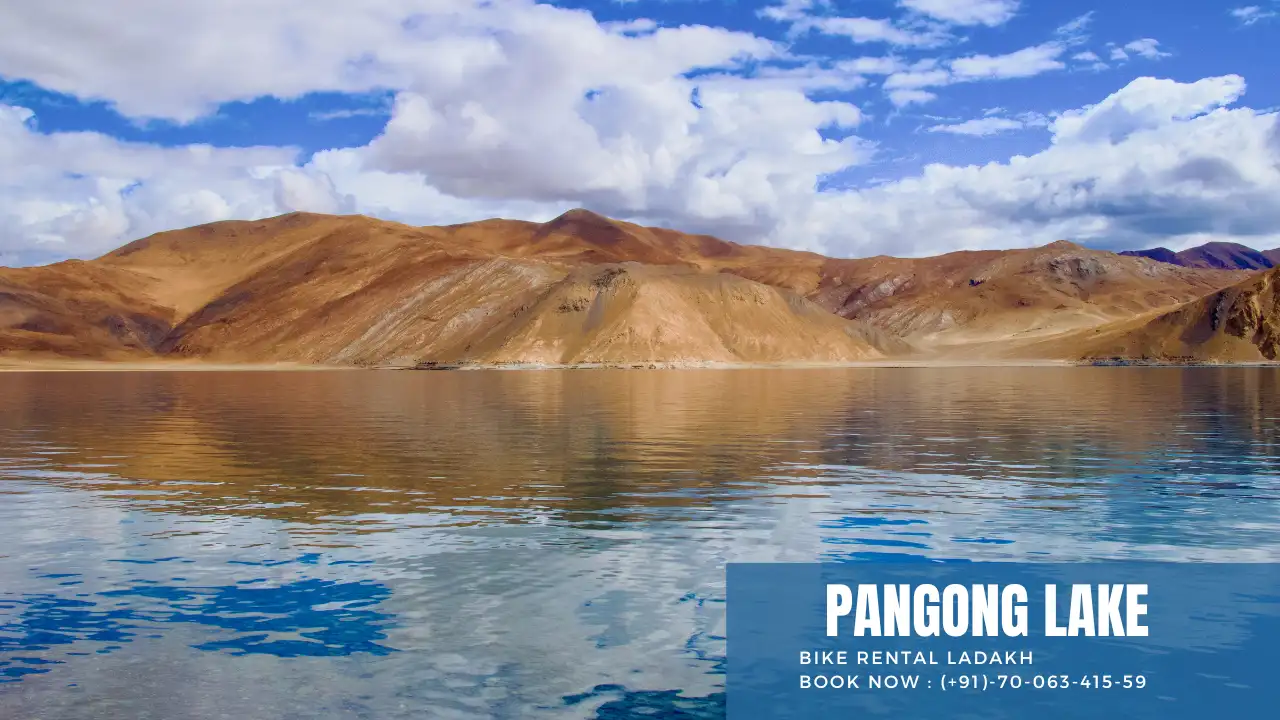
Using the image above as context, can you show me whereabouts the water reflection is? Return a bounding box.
[1,575,393,682]
[0,368,1278,717]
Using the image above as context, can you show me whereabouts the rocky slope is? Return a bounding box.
[722,241,1246,354]
[9,212,891,366]
[0,210,1260,365]
[1079,266,1280,362]
[0,261,175,359]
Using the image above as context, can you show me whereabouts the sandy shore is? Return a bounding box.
[2,357,1274,372]
[0,358,352,372]
[396,358,1077,370]
[1,357,1076,372]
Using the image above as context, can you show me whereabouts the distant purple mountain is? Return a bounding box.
[1120,242,1274,271]
[1120,247,1180,264]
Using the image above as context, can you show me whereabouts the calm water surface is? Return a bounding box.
[1,368,1279,718]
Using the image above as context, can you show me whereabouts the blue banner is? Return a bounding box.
[726,563,1280,719]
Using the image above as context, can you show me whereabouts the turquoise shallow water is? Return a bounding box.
[1,368,1278,718]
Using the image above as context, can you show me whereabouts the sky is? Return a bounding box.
[1,0,1279,266]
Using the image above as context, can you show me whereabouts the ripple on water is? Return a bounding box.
[0,367,1277,717]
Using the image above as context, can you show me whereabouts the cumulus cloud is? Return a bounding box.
[0,0,774,123]
[0,106,300,262]
[0,0,858,257]
[799,74,1280,256]
[0,2,1278,265]
[0,104,568,264]
[1051,76,1248,143]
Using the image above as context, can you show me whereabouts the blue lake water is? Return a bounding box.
[1,368,1278,718]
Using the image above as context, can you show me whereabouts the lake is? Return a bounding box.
[1,368,1278,718]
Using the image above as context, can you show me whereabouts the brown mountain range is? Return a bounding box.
[0,209,1269,366]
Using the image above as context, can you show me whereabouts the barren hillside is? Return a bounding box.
[1079,267,1280,362]
[0,210,1259,366]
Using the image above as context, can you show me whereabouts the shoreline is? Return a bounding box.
[0,359,353,372]
[2,357,1277,372]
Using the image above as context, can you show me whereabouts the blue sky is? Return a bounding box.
[2,0,1279,265]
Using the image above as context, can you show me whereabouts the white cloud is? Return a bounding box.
[695,64,869,94]
[793,16,949,47]
[1071,50,1108,72]
[796,74,1280,257]
[5,75,1280,263]
[950,42,1066,79]
[760,0,951,47]
[2,0,874,260]
[602,17,658,35]
[1109,39,1171,63]
[898,0,1019,27]
[1231,6,1278,25]
[836,56,906,75]
[0,1,776,123]
[1055,12,1094,40]
[1122,38,1172,60]
[0,102,581,265]
[927,111,1048,137]
[0,4,1278,265]
[888,89,938,107]
[928,117,1024,136]
[1050,76,1247,143]
[884,67,952,90]
[309,107,390,122]
[0,105,341,262]
[879,42,1066,104]
[0,0,866,260]
[758,0,820,22]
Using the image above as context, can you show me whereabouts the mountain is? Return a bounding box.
[0,260,175,359]
[1081,266,1280,362]
[724,240,1246,355]
[1118,247,1180,264]
[1264,249,1280,265]
[1120,242,1274,271]
[10,211,889,366]
[0,210,1258,366]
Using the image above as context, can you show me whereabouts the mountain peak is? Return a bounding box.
[544,208,617,227]
[1041,240,1085,251]
[533,208,633,249]
[1120,247,1179,264]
